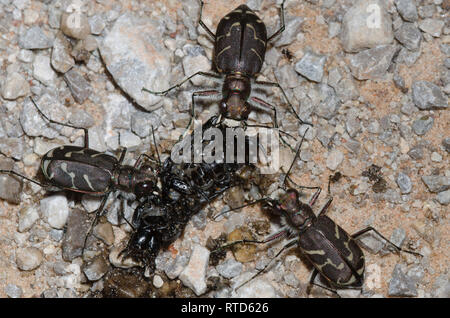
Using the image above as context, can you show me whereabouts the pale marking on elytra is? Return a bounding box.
[64,152,72,158]
[316,258,345,272]
[217,21,241,42]
[335,223,340,240]
[61,162,76,188]
[46,148,55,158]
[250,48,263,64]
[42,160,51,177]
[83,174,96,191]
[256,19,263,23]
[232,9,243,14]
[344,240,353,262]
[246,23,266,46]
[337,274,357,286]
[91,153,105,158]
[245,10,257,16]
[357,264,365,275]
[216,45,232,60]
[304,249,326,255]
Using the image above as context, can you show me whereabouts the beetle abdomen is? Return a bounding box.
[214,5,267,75]
[43,159,112,193]
[299,219,364,288]
[41,146,116,193]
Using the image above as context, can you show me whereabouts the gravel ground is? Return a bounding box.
[0,0,448,298]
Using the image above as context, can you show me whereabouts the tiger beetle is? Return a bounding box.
[0,97,159,251]
[215,131,422,296]
[143,0,311,147]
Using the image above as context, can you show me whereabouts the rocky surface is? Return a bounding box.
[0,0,448,299]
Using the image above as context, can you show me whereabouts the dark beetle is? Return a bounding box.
[143,0,309,134]
[0,98,157,220]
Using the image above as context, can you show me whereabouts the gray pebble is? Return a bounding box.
[313,84,340,119]
[421,175,450,193]
[18,206,40,233]
[442,137,450,153]
[326,149,344,171]
[88,14,106,35]
[33,55,57,86]
[18,26,53,49]
[395,47,421,66]
[295,51,327,83]
[408,145,424,160]
[412,115,434,136]
[346,115,361,137]
[16,247,43,271]
[275,64,301,89]
[83,256,109,281]
[179,244,210,296]
[62,209,91,261]
[411,81,447,110]
[340,0,393,53]
[396,172,412,194]
[390,228,406,247]
[61,12,91,40]
[395,0,418,22]
[274,16,304,47]
[1,72,30,100]
[63,68,92,104]
[40,194,69,229]
[51,32,75,74]
[431,275,450,298]
[0,159,22,204]
[5,284,23,298]
[419,19,444,37]
[216,259,243,279]
[389,264,418,297]
[358,231,386,254]
[395,22,422,51]
[191,209,207,230]
[349,45,397,80]
[131,111,160,138]
[436,189,450,205]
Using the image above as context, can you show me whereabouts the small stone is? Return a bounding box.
[18,49,34,63]
[349,45,397,80]
[33,55,57,86]
[395,0,418,22]
[431,152,442,162]
[18,206,40,233]
[179,244,210,296]
[83,256,109,281]
[436,190,450,205]
[153,275,164,288]
[396,47,421,66]
[216,259,243,279]
[1,73,30,100]
[235,278,276,298]
[340,0,393,52]
[337,289,362,298]
[51,32,75,74]
[275,16,303,47]
[275,64,301,89]
[346,116,361,137]
[18,26,53,49]
[412,81,447,110]
[407,265,425,283]
[16,247,43,271]
[131,111,160,138]
[164,253,190,279]
[412,116,434,135]
[431,275,450,298]
[442,138,450,153]
[422,175,450,193]
[390,228,406,247]
[89,14,106,35]
[0,160,23,204]
[397,172,412,194]
[93,222,115,245]
[388,264,418,297]
[358,231,386,254]
[5,284,23,298]
[419,19,445,37]
[119,131,141,150]
[312,84,340,119]
[395,22,422,51]
[408,146,424,160]
[191,209,207,230]
[284,273,300,288]
[61,12,91,40]
[227,228,256,263]
[69,109,95,128]
[63,68,92,104]
[62,209,91,261]
[108,247,140,269]
[182,54,210,86]
[40,194,69,229]
[326,149,344,170]
[99,13,171,111]
[295,51,327,82]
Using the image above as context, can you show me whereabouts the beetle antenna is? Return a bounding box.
[151,125,161,166]
[283,127,309,187]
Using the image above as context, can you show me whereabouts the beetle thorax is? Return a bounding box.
[220,75,251,120]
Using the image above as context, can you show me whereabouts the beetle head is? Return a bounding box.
[220,94,250,120]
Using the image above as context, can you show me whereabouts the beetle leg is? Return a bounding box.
[235,238,298,290]
[307,269,340,297]
[30,97,90,148]
[352,227,422,257]
[142,71,222,96]
[0,169,49,189]
[119,196,134,230]
[82,192,111,257]
[253,80,313,126]
[212,197,270,220]
[117,147,128,165]
[267,0,286,42]
[182,89,221,138]
[198,0,216,40]
[316,197,333,217]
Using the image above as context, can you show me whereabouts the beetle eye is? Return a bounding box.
[135,181,153,198]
